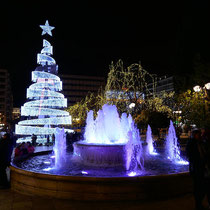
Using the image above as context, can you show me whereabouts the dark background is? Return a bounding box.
[0,1,210,107]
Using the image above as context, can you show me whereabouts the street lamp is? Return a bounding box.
[204,82,210,90]
[193,85,201,92]
[193,82,210,92]
[129,103,135,109]
[193,82,210,128]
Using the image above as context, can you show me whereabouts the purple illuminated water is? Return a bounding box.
[12,106,189,177]
[84,104,138,145]
[13,149,188,177]
[146,125,155,155]
[82,104,143,172]
[165,120,188,164]
[53,127,66,169]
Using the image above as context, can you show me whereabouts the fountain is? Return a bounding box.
[145,124,156,155]
[165,120,188,165]
[10,105,190,200]
[10,21,190,202]
[53,127,66,169]
[74,104,143,172]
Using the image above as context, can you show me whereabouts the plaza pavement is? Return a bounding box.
[0,189,206,210]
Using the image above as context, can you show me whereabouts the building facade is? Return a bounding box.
[156,76,174,94]
[0,69,13,130]
[147,76,174,95]
[59,74,105,106]
[12,107,21,121]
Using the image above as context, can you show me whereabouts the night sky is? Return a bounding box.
[0,1,210,107]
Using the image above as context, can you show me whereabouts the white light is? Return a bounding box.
[175,160,189,165]
[173,111,182,114]
[17,136,47,144]
[39,20,55,36]
[106,90,142,99]
[44,161,51,165]
[81,171,88,175]
[27,88,64,99]
[204,82,210,90]
[129,103,135,109]
[21,106,69,116]
[15,21,72,141]
[29,81,62,91]
[41,46,53,55]
[193,85,201,92]
[18,116,71,125]
[37,54,56,66]
[43,167,53,171]
[150,151,158,156]
[24,98,67,108]
[127,171,137,177]
[43,39,51,47]
[15,124,73,135]
[32,71,60,82]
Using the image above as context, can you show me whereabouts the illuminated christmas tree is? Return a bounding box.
[16,20,72,143]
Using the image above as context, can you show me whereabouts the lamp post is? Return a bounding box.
[128,102,135,115]
[193,85,202,93]
[129,103,136,109]
[193,82,210,93]
[204,82,210,90]
[193,82,210,128]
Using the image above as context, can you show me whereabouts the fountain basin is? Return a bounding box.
[73,141,126,167]
[10,163,192,201]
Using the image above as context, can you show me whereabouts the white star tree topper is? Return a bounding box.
[40,20,55,36]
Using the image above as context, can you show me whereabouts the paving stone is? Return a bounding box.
[0,189,209,210]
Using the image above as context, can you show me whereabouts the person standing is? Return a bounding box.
[201,128,210,209]
[0,133,13,188]
[31,134,37,146]
[52,133,55,145]
[47,135,50,145]
[186,129,206,210]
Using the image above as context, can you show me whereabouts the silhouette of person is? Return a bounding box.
[0,133,13,188]
[186,129,206,210]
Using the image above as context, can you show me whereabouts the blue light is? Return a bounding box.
[40,20,55,36]
[37,54,56,66]
[16,124,73,135]
[44,161,51,165]
[41,39,53,55]
[32,71,60,82]
[106,90,142,100]
[43,167,53,171]
[127,171,137,177]
[29,81,62,91]
[81,171,88,175]
[175,160,189,165]
[18,116,71,125]
[24,98,67,108]
[27,88,64,99]
[21,106,69,116]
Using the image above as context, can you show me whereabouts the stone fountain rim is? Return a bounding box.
[10,151,191,200]
[11,149,189,181]
[75,140,126,147]
[10,164,189,180]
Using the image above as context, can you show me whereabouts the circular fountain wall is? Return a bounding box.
[10,151,192,201]
[10,105,191,200]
